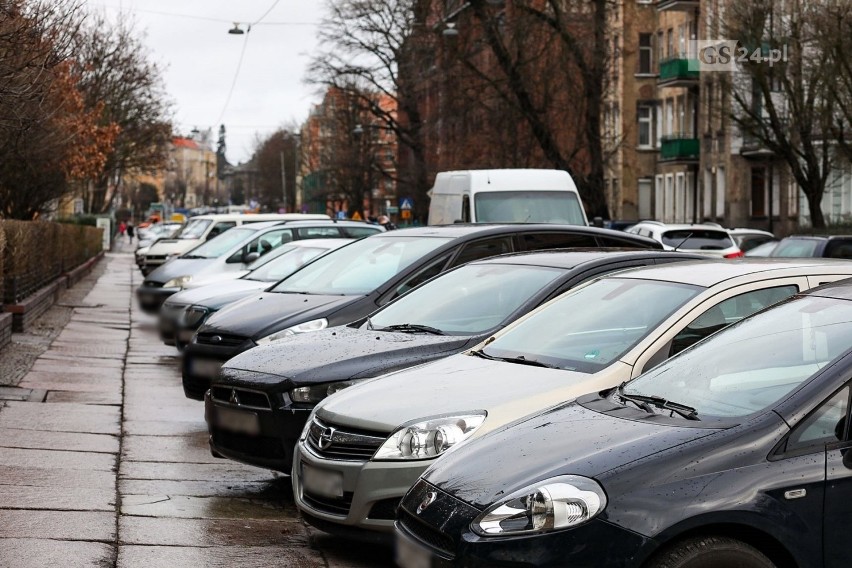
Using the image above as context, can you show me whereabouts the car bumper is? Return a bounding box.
[136,286,180,314]
[395,481,654,568]
[204,390,312,473]
[292,440,426,536]
[181,340,255,400]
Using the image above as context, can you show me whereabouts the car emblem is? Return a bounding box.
[229,389,240,405]
[417,491,437,514]
[211,335,222,343]
[318,427,336,450]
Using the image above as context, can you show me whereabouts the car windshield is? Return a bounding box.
[269,236,454,295]
[661,230,734,250]
[177,219,212,239]
[182,228,255,259]
[771,239,821,258]
[474,191,586,225]
[623,295,852,418]
[246,246,330,282]
[481,278,701,373]
[369,263,565,334]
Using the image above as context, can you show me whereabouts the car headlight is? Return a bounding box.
[289,380,359,404]
[373,413,486,461]
[256,318,329,345]
[164,275,192,288]
[471,475,607,536]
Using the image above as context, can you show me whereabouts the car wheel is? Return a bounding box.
[648,536,776,568]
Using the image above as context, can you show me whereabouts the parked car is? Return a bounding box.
[159,239,352,347]
[770,235,852,259]
[139,212,330,274]
[137,220,383,314]
[181,224,662,400]
[744,240,779,257]
[206,250,706,473]
[291,260,852,539]
[626,221,743,258]
[396,280,852,568]
[135,222,183,270]
[728,227,776,253]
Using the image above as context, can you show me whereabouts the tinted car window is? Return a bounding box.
[521,233,597,251]
[185,227,255,258]
[451,237,513,267]
[661,230,734,250]
[343,227,383,238]
[245,246,330,282]
[474,191,586,225]
[825,239,852,259]
[737,235,775,252]
[786,387,849,453]
[226,229,294,263]
[771,238,821,258]
[296,227,342,238]
[387,255,451,301]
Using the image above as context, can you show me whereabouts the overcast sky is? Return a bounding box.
[84,0,326,164]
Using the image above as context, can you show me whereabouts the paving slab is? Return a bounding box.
[45,390,123,405]
[118,515,308,547]
[120,461,269,483]
[122,434,222,464]
[0,465,114,490]
[119,478,285,499]
[0,539,113,568]
[0,428,119,453]
[0,447,115,472]
[31,355,125,370]
[123,420,206,437]
[0,484,114,511]
[117,544,325,567]
[0,510,115,541]
[0,401,120,435]
[121,493,292,520]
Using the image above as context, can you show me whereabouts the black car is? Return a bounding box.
[182,224,661,400]
[205,249,703,473]
[771,234,852,259]
[396,280,852,568]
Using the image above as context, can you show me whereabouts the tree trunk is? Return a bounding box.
[806,190,826,229]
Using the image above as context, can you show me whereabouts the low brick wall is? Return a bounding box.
[3,277,66,332]
[65,251,104,288]
[0,313,11,350]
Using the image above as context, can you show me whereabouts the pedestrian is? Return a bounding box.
[126,223,135,242]
[118,221,127,238]
[377,215,397,231]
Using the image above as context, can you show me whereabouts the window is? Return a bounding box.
[670,285,798,356]
[751,167,767,217]
[825,240,852,259]
[638,104,653,147]
[227,229,294,263]
[451,237,513,267]
[521,233,597,251]
[667,28,674,58]
[657,31,665,70]
[638,34,653,74]
[206,221,236,240]
[343,226,383,238]
[638,179,652,219]
[296,227,341,238]
[385,254,451,302]
[785,387,849,454]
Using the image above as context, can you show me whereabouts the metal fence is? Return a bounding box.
[0,221,103,304]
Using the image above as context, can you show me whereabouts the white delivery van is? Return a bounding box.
[427,169,587,226]
[140,213,328,274]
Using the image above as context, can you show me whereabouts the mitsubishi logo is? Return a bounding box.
[318,426,336,450]
[229,389,240,405]
[417,491,437,514]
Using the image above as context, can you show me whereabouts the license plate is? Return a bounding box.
[396,531,433,568]
[301,462,343,498]
[212,405,259,436]
[192,358,222,378]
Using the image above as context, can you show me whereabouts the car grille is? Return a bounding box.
[146,255,168,262]
[195,332,247,347]
[210,386,272,410]
[142,280,164,288]
[398,509,455,558]
[211,428,285,459]
[368,497,401,520]
[305,417,386,461]
[302,490,354,517]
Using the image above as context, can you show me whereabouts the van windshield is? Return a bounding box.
[474,191,586,225]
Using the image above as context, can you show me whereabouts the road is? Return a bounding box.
[0,244,394,567]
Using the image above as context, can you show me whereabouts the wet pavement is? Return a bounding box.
[0,244,394,567]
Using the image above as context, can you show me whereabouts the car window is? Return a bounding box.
[343,226,383,238]
[185,227,255,258]
[177,219,212,239]
[771,239,821,258]
[670,285,798,355]
[206,221,237,240]
[661,230,734,250]
[246,246,330,282]
[226,229,294,263]
[785,387,849,453]
[474,191,586,225]
[597,235,656,249]
[451,237,513,267]
[384,254,451,303]
[296,227,342,238]
[521,233,598,251]
[737,235,775,252]
[825,240,852,259]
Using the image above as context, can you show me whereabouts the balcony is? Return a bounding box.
[658,57,699,88]
[660,135,700,163]
[656,0,699,11]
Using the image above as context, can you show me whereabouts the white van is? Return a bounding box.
[140,213,328,274]
[427,169,587,226]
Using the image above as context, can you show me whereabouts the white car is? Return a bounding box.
[728,227,776,254]
[292,259,852,537]
[626,221,742,258]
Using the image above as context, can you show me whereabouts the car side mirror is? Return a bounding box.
[244,251,260,264]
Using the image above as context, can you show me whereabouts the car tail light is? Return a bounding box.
[724,250,745,259]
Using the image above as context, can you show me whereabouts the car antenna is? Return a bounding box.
[672,232,693,252]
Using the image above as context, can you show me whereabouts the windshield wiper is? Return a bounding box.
[377,323,445,335]
[469,348,500,361]
[180,254,206,259]
[617,385,699,420]
[493,355,560,369]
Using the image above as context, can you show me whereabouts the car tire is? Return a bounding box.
[648,536,776,568]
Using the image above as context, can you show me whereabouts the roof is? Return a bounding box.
[377,224,657,241]
[614,258,852,287]
[636,222,730,233]
[471,249,704,270]
[172,137,200,150]
[783,235,852,240]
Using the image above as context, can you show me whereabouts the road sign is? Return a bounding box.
[400,198,414,210]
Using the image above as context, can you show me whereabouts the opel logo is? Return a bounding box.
[229,389,240,405]
[211,335,223,343]
[417,491,437,514]
[318,427,336,450]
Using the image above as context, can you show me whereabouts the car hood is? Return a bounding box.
[222,325,475,384]
[314,353,631,434]
[164,280,270,309]
[146,258,217,284]
[200,292,363,339]
[184,272,250,289]
[423,400,720,509]
[145,239,198,255]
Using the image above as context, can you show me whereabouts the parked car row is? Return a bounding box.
[134,217,852,567]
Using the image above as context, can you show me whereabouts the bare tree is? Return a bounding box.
[254,128,300,212]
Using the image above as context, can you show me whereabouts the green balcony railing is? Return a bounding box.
[659,58,699,82]
[661,135,700,160]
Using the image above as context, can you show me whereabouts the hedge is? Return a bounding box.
[0,220,103,304]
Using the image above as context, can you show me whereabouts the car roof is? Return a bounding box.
[371,223,655,241]
[782,234,852,241]
[613,258,852,287]
[641,223,730,233]
[728,228,775,236]
[282,238,353,249]
[273,219,384,228]
[469,249,704,269]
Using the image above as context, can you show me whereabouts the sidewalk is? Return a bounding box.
[0,244,392,567]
